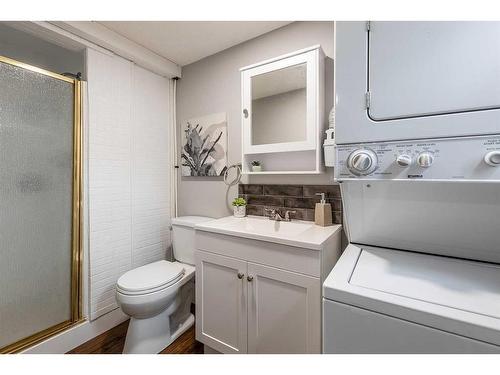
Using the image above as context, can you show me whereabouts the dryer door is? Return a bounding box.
[335,21,500,144]
[369,22,500,121]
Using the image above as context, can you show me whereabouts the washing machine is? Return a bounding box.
[323,21,500,353]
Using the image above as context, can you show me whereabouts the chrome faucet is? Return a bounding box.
[265,208,283,221]
[264,208,296,222]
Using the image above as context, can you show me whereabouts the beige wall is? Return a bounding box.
[176,21,335,218]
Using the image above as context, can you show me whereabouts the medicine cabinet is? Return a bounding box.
[240,45,325,174]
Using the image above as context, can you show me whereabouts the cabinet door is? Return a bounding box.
[195,251,247,354]
[241,48,319,155]
[247,262,321,353]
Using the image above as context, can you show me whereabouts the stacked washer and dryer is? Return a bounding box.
[323,22,500,353]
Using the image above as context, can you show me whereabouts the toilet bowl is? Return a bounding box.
[115,216,213,354]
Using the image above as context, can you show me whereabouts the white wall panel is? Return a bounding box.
[87,48,172,320]
[131,65,171,268]
[87,48,133,320]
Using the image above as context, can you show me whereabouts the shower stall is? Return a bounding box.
[0,55,83,353]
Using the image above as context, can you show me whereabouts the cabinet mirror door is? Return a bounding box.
[242,48,319,154]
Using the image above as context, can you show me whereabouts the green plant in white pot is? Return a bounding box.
[251,160,262,172]
[232,197,247,218]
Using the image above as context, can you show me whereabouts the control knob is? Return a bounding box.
[396,154,412,167]
[417,152,434,168]
[346,148,378,176]
[484,151,500,166]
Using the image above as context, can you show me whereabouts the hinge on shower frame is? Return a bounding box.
[366,21,371,31]
[365,91,371,109]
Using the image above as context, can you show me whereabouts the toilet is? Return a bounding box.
[116,216,213,354]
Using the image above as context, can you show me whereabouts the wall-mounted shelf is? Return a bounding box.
[242,171,323,175]
[240,45,325,175]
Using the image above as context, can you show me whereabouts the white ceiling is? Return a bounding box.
[98,21,292,66]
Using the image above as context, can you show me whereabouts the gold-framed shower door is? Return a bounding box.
[0,55,84,354]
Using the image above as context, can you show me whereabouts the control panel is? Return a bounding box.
[335,135,500,181]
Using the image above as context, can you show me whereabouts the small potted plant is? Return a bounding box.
[251,160,262,172]
[232,197,247,218]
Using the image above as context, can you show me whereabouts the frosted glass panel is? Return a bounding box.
[0,60,74,348]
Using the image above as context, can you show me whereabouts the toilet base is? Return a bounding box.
[171,313,195,345]
[123,311,195,354]
[122,279,195,354]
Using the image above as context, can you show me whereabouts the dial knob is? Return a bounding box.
[417,152,434,168]
[347,148,378,176]
[396,154,412,167]
[484,151,500,166]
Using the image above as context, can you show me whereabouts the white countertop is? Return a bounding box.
[195,215,342,250]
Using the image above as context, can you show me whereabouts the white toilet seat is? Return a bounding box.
[117,260,185,296]
[117,273,184,296]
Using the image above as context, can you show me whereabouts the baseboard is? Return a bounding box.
[21,308,128,354]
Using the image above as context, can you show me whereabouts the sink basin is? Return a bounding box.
[223,216,314,236]
[195,215,342,250]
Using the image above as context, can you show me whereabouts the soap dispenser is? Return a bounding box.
[314,193,333,227]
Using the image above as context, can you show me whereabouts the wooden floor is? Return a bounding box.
[67,320,204,354]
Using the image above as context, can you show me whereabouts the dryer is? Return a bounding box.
[323,21,500,353]
[335,21,500,144]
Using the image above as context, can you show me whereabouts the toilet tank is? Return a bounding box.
[171,216,213,265]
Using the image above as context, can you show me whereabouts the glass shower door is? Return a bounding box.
[0,56,82,352]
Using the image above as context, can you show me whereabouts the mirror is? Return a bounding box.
[251,63,307,146]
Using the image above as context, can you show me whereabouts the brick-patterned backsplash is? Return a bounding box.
[238,184,343,223]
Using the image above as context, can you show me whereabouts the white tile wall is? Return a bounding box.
[131,66,171,269]
[86,49,172,320]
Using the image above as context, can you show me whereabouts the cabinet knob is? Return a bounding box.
[247,275,254,282]
[237,272,244,279]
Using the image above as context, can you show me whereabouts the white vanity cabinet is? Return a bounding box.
[194,217,342,354]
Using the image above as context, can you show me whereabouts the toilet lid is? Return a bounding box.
[117,260,185,294]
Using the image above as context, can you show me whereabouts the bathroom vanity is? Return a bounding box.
[194,216,342,354]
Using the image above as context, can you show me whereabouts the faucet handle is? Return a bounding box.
[285,210,297,221]
[264,208,276,218]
